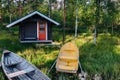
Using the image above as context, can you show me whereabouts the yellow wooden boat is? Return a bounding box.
[56,42,79,73]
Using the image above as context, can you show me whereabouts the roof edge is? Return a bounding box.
[6,11,60,28]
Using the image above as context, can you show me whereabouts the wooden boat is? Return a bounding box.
[1,50,51,80]
[56,42,79,73]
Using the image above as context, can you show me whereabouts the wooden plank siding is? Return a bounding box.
[7,11,60,43]
[20,22,37,41]
[48,22,52,40]
[19,20,52,43]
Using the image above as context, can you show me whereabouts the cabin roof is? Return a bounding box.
[6,11,60,28]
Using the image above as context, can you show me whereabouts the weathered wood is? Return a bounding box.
[1,50,51,80]
[8,68,35,78]
[56,42,79,73]
[5,61,21,67]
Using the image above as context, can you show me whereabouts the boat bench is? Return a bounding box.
[8,67,35,78]
[5,61,22,67]
[59,56,78,60]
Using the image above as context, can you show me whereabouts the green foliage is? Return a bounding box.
[76,34,120,79]
[0,0,119,35]
[0,29,120,79]
[0,0,120,79]
[0,30,35,52]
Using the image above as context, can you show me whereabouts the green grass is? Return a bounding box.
[0,30,120,80]
[75,34,120,80]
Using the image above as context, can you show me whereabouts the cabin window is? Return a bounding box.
[40,23,45,33]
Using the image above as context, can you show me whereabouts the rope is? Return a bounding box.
[48,59,57,73]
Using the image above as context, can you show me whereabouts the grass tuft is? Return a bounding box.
[0,30,120,80]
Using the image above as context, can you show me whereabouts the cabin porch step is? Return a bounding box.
[8,67,35,78]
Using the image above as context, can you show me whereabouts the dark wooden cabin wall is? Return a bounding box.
[20,25,24,40]
[20,22,37,40]
[48,22,52,40]
[19,15,54,42]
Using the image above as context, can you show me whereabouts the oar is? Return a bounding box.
[78,60,84,74]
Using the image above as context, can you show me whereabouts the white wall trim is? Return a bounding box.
[46,23,48,40]
[37,21,39,39]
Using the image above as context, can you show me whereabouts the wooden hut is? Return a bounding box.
[6,11,60,43]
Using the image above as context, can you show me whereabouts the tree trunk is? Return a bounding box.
[63,0,66,44]
[94,28,97,45]
[8,0,11,23]
[94,0,100,45]
[18,0,22,17]
[48,0,51,18]
[75,0,78,38]
[112,23,114,35]
[106,24,108,34]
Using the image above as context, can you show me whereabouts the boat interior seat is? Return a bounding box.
[56,59,78,73]
[61,50,77,54]
[5,61,22,67]
[59,56,78,60]
[57,57,78,68]
[59,52,78,59]
[60,50,78,56]
[58,64,78,71]
[7,67,35,78]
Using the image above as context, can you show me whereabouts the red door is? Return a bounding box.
[38,22,46,40]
